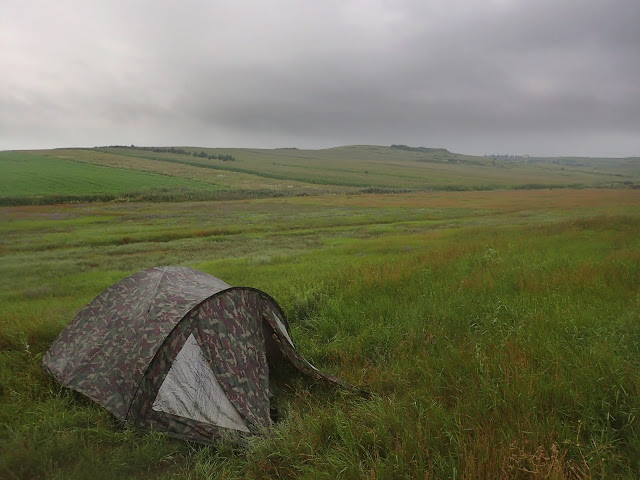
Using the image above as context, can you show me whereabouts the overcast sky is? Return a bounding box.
[2,0,639,156]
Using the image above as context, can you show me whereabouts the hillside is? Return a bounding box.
[1,145,638,205]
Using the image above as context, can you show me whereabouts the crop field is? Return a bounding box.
[2,146,639,206]
[0,152,225,204]
[104,145,636,190]
[1,178,639,479]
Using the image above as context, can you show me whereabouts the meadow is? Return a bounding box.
[1,146,639,479]
[2,146,638,205]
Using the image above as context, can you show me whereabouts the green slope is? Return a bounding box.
[0,151,223,198]
[2,145,638,205]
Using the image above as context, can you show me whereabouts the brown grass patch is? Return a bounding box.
[518,262,602,293]
[501,441,592,480]
[460,271,496,292]
[295,189,640,213]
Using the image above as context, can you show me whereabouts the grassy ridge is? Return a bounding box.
[1,189,639,478]
[102,145,640,191]
[2,146,638,205]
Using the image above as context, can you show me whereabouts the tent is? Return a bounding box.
[42,266,355,443]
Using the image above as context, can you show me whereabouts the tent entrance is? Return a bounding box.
[152,334,249,432]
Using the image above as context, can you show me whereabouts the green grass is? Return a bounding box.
[102,145,640,191]
[1,188,640,478]
[0,151,225,204]
[3,146,638,206]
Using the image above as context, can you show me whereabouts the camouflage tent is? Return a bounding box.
[43,266,352,443]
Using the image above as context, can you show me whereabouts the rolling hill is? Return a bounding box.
[1,145,638,205]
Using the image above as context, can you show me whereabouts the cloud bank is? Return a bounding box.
[2,0,639,156]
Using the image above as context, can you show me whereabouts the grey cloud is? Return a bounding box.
[1,0,639,155]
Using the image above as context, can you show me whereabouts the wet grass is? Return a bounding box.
[1,189,639,478]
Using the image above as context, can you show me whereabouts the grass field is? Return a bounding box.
[0,152,228,204]
[1,182,639,478]
[2,146,638,206]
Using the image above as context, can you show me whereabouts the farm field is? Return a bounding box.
[1,186,639,479]
[0,152,224,202]
[92,145,639,191]
[2,145,639,205]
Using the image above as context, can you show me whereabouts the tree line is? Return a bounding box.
[102,145,235,161]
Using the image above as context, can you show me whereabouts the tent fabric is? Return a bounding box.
[42,266,231,420]
[42,265,360,443]
[125,287,276,441]
[152,334,249,432]
[190,290,272,431]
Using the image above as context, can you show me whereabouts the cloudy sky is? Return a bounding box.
[2,0,639,156]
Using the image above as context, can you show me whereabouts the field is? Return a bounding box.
[1,146,640,479]
[2,146,639,205]
[0,152,224,203]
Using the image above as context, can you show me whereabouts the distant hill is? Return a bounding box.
[390,144,450,154]
[1,145,638,205]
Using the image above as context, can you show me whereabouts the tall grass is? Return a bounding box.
[1,191,639,478]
